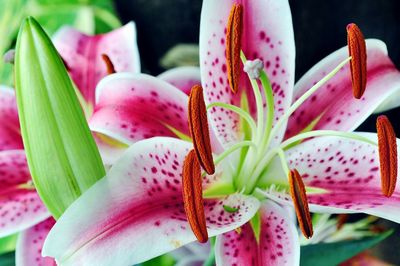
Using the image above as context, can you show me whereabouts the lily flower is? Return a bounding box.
[41,1,400,265]
[0,20,202,265]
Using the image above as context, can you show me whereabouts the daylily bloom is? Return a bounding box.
[0,20,202,265]
[41,0,400,265]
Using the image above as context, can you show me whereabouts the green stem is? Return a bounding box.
[265,57,351,149]
[207,102,257,140]
[280,130,377,149]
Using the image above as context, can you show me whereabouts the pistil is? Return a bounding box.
[376,115,397,197]
[182,149,208,243]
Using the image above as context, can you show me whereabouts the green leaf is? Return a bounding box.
[0,234,18,255]
[14,17,106,218]
[140,254,175,266]
[300,230,393,266]
[0,252,15,266]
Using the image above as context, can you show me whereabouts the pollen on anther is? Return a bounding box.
[101,54,116,75]
[376,115,397,197]
[346,23,367,99]
[182,150,208,243]
[226,3,243,93]
[188,85,215,175]
[289,169,313,238]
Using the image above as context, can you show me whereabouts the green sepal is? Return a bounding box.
[14,17,106,218]
[300,230,393,266]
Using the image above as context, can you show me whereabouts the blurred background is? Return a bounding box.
[0,0,399,265]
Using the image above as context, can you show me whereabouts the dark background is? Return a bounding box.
[114,0,400,263]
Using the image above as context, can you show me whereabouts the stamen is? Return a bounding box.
[347,23,367,99]
[182,149,208,243]
[376,115,397,197]
[101,54,116,74]
[289,169,313,238]
[226,3,243,93]
[336,214,348,230]
[188,85,215,175]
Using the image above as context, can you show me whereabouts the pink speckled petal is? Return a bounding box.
[52,22,140,107]
[43,137,259,266]
[200,0,295,146]
[263,134,400,223]
[158,66,201,95]
[285,39,400,139]
[89,73,190,145]
[215,201,299,266]
[93,133,127,166]
[0,150,49,237]
[0,86,23,151]
[16,218,56,266]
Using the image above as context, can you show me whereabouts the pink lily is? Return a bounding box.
[41,1,400,265]
[0,21,203,264]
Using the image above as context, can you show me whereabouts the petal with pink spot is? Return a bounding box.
[285,39,400,139]
[16,218,56,266]
[52,22,140,106]
[158,66,201,95]
[0,150,49,237]
[200,0,295,146]
[90,73,190,145]
[0,86,23,151]
[262,135,400,223]
[43,137,259,266]
[215,201,299,266]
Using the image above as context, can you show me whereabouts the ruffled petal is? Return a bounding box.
[215,201,299,266]
[89,73,190,145]
[15,218,56,266]
[285,39,400,139]
[158,66,201,95]
[52,22,141,107]
[262,134,400,223]
[0,150,49,237]
[0,86,23,151]
[43,137,259,265]
[200,0,295,146]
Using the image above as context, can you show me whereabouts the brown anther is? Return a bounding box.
[188,85,215,175]
[346,23,367,99]
[289,169,313,238]
[376,115,397,197]
[182,149,208,243]
[101,54,116,74]
[226,3,243,94]
[336,214,349,230]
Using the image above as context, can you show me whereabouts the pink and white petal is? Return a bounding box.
[93,132,128,166]
[263,135,400,223]
[0,150,30,189]
[215,201,299,266]
[215,222,258,265]
[15,218,56,266]
[90,73,190,145]
[52,22,140,106]
[200,0,295,146]
[285,39,400,139]
[43,137,259,266]
[0,190,49,238]
[0,150,49,237]
[0,86,23,151]
[158,66,201,95]
[258,201,299,265]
